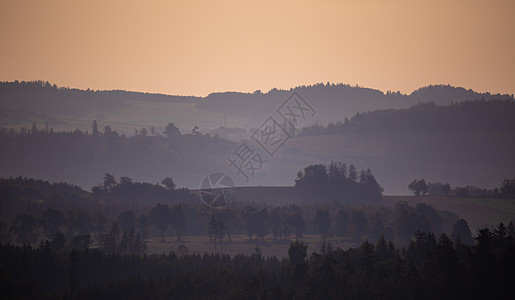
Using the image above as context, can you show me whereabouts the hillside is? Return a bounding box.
[1,83,514,194]
[1,81,512,134]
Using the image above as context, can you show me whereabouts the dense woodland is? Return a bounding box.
[1,171,514,298]
[1,221,514,299]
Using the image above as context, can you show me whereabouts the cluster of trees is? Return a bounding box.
[3,192,477,254]
[1,221,514,299]
[408,179,431,196]
[408,178,515,198]
[91,173,193,203]
[3,202,191,254]
[295,161,383,204]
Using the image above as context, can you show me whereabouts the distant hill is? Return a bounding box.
[0,80,201,118]
[1,81,514,194]
[1,81,512,133]
[196,83,513,128]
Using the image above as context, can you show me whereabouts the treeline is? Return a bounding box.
[0,175,195,221]
[3,187,476,252]
[295,161,383,204]
[0,120,235,189]
[300,100,515,136]
[1,221,514,299]
[408,178,515,198]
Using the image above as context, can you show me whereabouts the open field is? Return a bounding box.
[145,234,355,259]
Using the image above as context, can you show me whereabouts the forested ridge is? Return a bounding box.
[0,81,201,119]
[300,100,515,136]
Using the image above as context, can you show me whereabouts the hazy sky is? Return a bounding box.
[1,0,514,96]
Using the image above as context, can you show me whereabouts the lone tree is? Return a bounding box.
[288,239,308,265]
[164,122,181,137]
[150,204,172,242]
[161,177,176,190]
[408,179,428,196]
[103,173,117,193]
[208,217,226,254]
[92,120,99,137]
[442,183,451,196]
[118,210,137,232]
[171,205,187,242]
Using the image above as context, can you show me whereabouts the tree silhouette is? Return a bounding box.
[288,213,306,240]
[118,210,137,232]
[171,205,187,242]
[450,219,474,245]
[41,209,64,238]
[103,173,116,193]
[408,179,428,196]
[442,183,451,196]
[161,177,176,190]
[150,204,172,242]
[101,222,120,253]
[164,122,181,137]
[208,217,226,254]
[12,214,39,244]
[313,209,330,241]
[288,239,308,265]
[92,120,99,137]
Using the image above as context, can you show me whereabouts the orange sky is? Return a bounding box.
[1,0,514,96]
